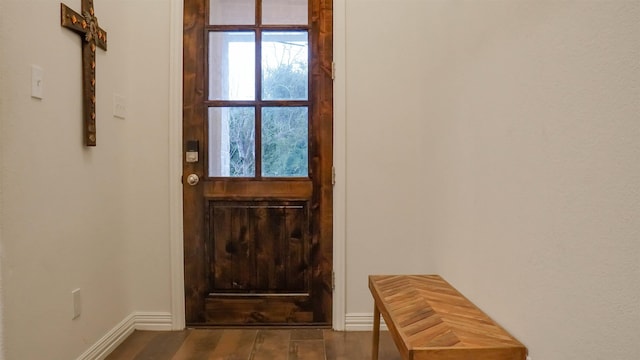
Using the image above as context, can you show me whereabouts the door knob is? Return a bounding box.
[186,174,200,186]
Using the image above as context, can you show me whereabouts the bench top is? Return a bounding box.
[369,275,527,360]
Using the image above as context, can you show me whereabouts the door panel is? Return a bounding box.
[183,0,333,326]
[209,201,309,293]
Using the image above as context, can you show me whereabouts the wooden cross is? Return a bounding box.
[61,0,108,146]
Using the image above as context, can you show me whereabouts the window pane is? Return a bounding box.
[262,0,307,25]
[262,32,308,101]
[210,0,255,25]
[209,107,255,177]
[262,107,308,177]
[209,32,255,101]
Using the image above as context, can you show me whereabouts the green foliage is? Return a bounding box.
[262,62,308,100]
[228,108,255,177]
[227,49,309,177]
[262,107,308,177]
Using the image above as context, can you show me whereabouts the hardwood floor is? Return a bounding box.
[106,329,401,360]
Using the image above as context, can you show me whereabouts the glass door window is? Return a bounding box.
[207,0,310,178]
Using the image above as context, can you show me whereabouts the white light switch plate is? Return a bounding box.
[113,94,127,119]
[31,65,44,99]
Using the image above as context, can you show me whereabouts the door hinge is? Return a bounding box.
[332,166,336,185]
[331,61,336,80]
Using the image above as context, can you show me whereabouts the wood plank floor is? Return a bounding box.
[106,329,401,360]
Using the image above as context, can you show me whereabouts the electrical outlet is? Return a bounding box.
[72,289,81,320]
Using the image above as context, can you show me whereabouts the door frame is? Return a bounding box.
[167,0,347,330]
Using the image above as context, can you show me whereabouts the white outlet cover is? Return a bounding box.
[72,288,81,320]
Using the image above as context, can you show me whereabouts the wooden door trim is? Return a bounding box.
[183,0,207,324]
[204,180,313,199]
[308,0,334,327]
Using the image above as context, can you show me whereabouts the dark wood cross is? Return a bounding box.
[61,0,108,146]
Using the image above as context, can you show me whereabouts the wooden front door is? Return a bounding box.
[183,0,333,326]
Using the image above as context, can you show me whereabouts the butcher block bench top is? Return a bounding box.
[369,275,527,360]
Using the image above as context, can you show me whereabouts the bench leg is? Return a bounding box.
[372,303,380,360]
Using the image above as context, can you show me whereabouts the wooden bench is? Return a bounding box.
[369,275,527,360]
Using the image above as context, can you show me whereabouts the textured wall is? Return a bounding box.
[344,0,639,359]
[420,1,640,359]
[344,0,436,319]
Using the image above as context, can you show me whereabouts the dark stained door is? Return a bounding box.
[183,0,333,326]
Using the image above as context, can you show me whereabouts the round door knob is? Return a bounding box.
[186,174,199,186]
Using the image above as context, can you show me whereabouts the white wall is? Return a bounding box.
[119,0,173,317]
[0,0,172,359]
[344,0,639,359]
[344,0,435,318]
[425,1,640,359]
[347,0,640,360]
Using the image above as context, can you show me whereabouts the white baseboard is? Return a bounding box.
[75,314,136,360]
[135,312,174,331]
[344,312,388,331]
[79,311,384,359]
[76,312,173,360]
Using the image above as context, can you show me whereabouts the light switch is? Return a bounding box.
[31,65,44,99]
[113,94,127,119]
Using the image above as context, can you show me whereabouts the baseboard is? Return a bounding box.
[75,313,136,360]
[344,312,388,331]
[135,312,174,331]
[79,311,382,359]
[76,312,173,360]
